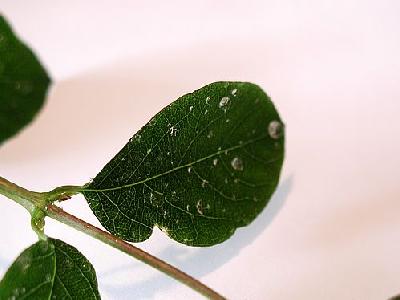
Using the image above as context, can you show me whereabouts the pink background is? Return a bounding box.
[1,1,400,299]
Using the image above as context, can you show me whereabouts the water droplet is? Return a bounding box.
[224,178,229,184]
[196,200,204,215]
[147,149,152,154]
[189,105,194,112]
[205,96,210,104]
[201,180,208,188]
[268,121,283,139]
[186,204,190,211]
[187,166,192,173]
[207,131,213,138]
[121,157,125,161]
[163,211,167,218]
[205,109,208,114]
[219,96,230,109]
[225,119,230,123]
[213,158,218,166]
[167,151,170,156]
[218,146,222,151]
[15,81,33,95]
[231,89,238,96]
[169,126,178,136]
[231,157,243,171]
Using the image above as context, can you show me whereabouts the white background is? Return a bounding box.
[1,1,400,299]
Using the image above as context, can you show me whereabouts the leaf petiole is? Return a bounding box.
[0,175,225,299]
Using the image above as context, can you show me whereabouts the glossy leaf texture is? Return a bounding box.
[0,238,100,299]
[0,15,51,145]
[83,82,285,246]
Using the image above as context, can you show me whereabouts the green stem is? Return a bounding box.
[0,176,225,300]
[0,176,40,213]
[47,204,224,299]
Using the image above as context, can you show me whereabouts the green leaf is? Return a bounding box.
[83,82,284,246]
[0,15,51,145]
[0,238,100,299]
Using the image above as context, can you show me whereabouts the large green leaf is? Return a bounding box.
[83,82,284,246]
[0,15,50,145]
[0,238,100,299]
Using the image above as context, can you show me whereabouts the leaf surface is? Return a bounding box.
[0,15,50,145]
[0,238,100,299]
[83,82,285,246]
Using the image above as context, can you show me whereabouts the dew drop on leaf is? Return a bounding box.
[169,126,177,136]
[268,120,283,139]
[231,157,243,171]
[196,200,204,215]
[219,96,230,109]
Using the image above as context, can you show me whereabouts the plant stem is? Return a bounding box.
[0,176,225,299]
[47,205,225,300]
[0,176,40,213]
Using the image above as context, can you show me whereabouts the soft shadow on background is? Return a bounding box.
[100,177,292,299]
[0,38,292,167]
[0,39,292,298]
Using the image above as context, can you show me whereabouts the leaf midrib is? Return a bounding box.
[83,135,269,193]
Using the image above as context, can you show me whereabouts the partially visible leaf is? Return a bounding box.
[0,15,50,145]
[83,81,285,246]
[0,238,100,299]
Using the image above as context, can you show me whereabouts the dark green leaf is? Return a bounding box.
[0,15,50,145]
[83,82,285,246]
[0,238,100,299]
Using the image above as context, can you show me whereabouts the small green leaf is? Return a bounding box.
[0,238,100,299]
[83,82,284,246]
[0,15,51,145]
